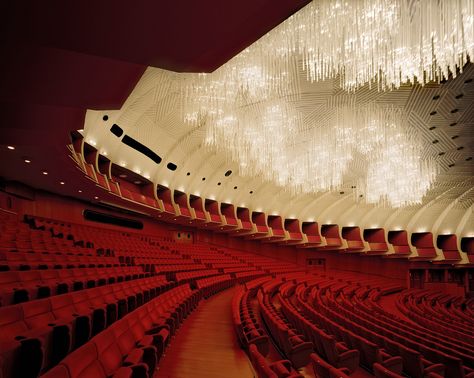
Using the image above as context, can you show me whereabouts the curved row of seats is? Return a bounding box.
[42,284,200,378]
[1,214,294,377]
[232,273,473,378]
[0,274,172,377]
[396,289,474,341]
[0,266,148,306]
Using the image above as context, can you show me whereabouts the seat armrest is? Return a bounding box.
[123,349,144,365]
[112,367,134,378]
[424,363,445,375]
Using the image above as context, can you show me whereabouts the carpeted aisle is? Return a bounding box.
[154,287,255,378]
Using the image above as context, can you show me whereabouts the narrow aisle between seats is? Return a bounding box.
[154,287,254,378]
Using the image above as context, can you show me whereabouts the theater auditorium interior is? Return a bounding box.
[0,1,474,378]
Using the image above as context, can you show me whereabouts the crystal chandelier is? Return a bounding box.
[204,102,438,207]
[178,0,470,207]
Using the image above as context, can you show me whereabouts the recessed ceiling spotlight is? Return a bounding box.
[78,190,82,193]
[134,180,142,185]
[7,146,15,150]
[24,159,31,163]
[42,171,48,175]
[60,181,65,185]
[94,196,99,200]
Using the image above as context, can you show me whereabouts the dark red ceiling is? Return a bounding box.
[1,0,309,73]
[0,1,310,200]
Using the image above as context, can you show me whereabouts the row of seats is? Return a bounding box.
[249,343,303,378]
[257,279,313,369]
[232,285,269,355]
[0,251,118,271]
[41,284,200,378]
[0,266,148,306]
[326,290,474,376]
[290,283,402,374]
[196,274,235,298]
[0,274,172,378]
[343,292,474,362]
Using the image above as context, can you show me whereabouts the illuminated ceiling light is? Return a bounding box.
[120,162,126,167]
[119,174,127,178]
[144,173,151,179]
[42,171,48,175]
[174,0,473,208]
[24,159,31,163]
[78,190,82,193]
[101,151,107,156]
[88,140,97,147]
[94,196,99,200]
[134,168,141,174]
[60,181,65,185]
[7,146,15,150]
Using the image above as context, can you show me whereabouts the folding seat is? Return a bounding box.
[21,299,72,371]
[41,341,136,378]
[310,353,350,378]
[319,331,359,373]
[57,269,83,292]
[84,288,118,328]
[397,344,445,378]
[112,320,157,376]
[49,294,92,348]
[373,362,404,378]
[0,305,44,378]
[95,327,151,378]
[111,284,139,316]
[18,270,52,300]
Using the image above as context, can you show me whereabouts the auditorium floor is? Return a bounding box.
[154,287,255,378]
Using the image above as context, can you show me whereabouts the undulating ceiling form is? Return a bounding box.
[82,0,474,238]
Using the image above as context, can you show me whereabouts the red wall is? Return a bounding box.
[0,190,171,237]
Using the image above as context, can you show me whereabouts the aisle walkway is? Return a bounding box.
[154,287,254,378]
